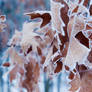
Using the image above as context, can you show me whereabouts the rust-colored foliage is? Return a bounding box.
[69,74,80,92]
[86,24,92,30]
[89,4,92,15]
[3,0,92,92]
[26,12,51,27]
[68,71,74,80]
[65,65,70,71]
[37,46,42,55]
[22,58,40,92]
[72,6,79,13]
[3,62,10,67]
[53,55,61,62]
[70,69,92,92]
[87,49,92,63]
[53,45,58,54]
[27,45,32,54]
[75,32,89,48]
[83,0,90,7]
[54,61,63,73]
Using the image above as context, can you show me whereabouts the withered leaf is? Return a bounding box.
[65,65,70,71]
[86,24,92,30]
[58,33,68,44]
[61,42,69,57]
[68,71,74,80]
[87,49,92,63]
[3,62,10,67]
[53,55,61,62]
[79,0,82,4]
[23,58,40,92]
[70,69,92,92]
[60,1,69,25]
[34,63,40,83]
[60,44,64,52]
[26,12,51,27]
[74,16,85,32]
[72,6,79,13]
[51,0,64,32]
[9,65,18,83]
[75,32,89,48]
[53,45,58,54]
[69,74,80,92]
[37,46,42,55]
[54,60,63,73]
[41,56,46,64]
[4,0,92,91]
[60,3,69,38]
[79,69,92,92]
[83,0,90,7]
[76,63,88,72]
[88,34,92,40]
[73,69,77,73]
[65,37,90,68]
[89,5,92,16]
[76,63,88,78]
[19,67,24,76]
[27,45,32,54]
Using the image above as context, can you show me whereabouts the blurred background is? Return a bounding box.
[0,0,69,92]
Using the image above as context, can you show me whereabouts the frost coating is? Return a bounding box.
[2,0,92,92]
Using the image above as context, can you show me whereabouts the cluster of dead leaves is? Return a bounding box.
[2,0,92,92]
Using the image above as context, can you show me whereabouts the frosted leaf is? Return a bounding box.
[70,69,92,92]
[8,30,22,46]
[44,46,53,66]
[25,11,51,27]
[7,47,24,66]
[51,0,65,33]
[65,37,90,68]
[20,22,41,52]
[69,74,80,92]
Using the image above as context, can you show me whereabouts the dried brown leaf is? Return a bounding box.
[75,32,89,48]
[83,0,89,7]
[65,65,70,71]
[9,65,18,83]
[53,45,58,54]
[69,74,80,92]
[87,49,92,63]
[68,71,75,80]
[3,62,10,67]
[89,5,92,16]
[37,46,42,56]
[86,24,92,30]
[41,56,46,64]
[26,12,51,27]
[53,55,61,62]
[54,60,63,73]
[72,6,79,13]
